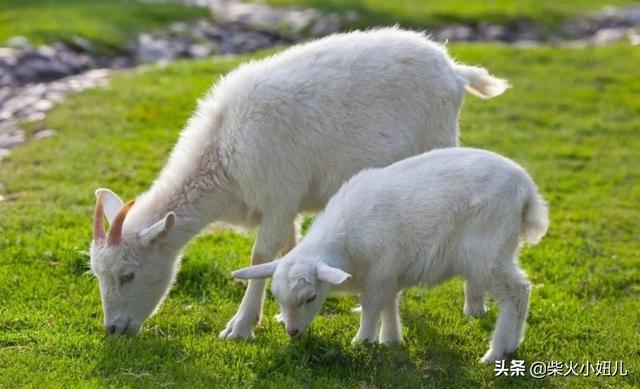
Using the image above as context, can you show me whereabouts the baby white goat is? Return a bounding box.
[90,27,508,338]
[234,147,548,363]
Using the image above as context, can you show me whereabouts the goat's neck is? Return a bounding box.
[128,173,237,251]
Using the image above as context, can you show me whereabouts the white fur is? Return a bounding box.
[234,147,548,363]
[90,27,508,337]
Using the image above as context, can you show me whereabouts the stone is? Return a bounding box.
[479,23,509,41]
[6,36,31,50]
[33,129,57,139]
[188,44,212,58]
[591,27,633,45]
[436,25,475,41]
[0,132,25,149]
[111,56,134,69]
[34,99,54,112]
[37,45,57,58]
[70,36,95,53]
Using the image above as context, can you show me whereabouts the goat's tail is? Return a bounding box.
[455,64,509,99]
[520,187,549,244]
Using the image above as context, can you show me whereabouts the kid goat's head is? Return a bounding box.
[90,188,178,335]
[233,256,351,338]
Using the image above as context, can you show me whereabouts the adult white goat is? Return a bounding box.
[233,147,548,362]
[90,27,508,337]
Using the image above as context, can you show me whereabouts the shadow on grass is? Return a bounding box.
[400,298,558,388]
[252,323,474,386]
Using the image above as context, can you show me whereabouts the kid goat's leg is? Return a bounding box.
[481,263,531,363]
[464,280,486,317]
[354,293,384,343]
[220,214,294,339]
[379,293,402,343]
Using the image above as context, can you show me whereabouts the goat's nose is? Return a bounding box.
[287,328,299,337]
[105,325,117,335]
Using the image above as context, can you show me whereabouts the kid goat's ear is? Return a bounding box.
[317,262,351,285]
[139,212,176,246]
[95,188,124,224]
[232,261,278,279]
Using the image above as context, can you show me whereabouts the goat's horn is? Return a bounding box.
[93,193,106,242]
[107,200,135,246]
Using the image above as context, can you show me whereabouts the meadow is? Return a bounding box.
[1,43,638,387]
[0,1,639,388]
[0,0,209,54]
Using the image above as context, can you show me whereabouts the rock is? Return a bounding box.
[0,132,25,149]
[436,25,475,41]
[23,112,46,123]
[207,0,335,36]
[171,21,190,34]
[6,36,31,50]
[111,56,134,69]
[34,99,54,112]
[70,36,94,53]
[0,48,19,66]
[479,23,510,41]
[591,27,635,45]
[37,45,57,59]
[311,13,341,36]
[188,43,212,58]
[33,129,57,139]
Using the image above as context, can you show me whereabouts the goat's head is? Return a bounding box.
[233,255,350,338]
[90,188,178,335]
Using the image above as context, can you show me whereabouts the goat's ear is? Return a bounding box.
[232,261,278,280]
[139,212,175,246]
[317,262,351,285]
[95,188,124,224]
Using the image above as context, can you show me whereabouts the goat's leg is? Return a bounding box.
[353,286,397,343]
[281,221,298,255]
[464,280,486,317]
[274,222,297,323]
[481,264,531,363]
[379,292,402,344]
[219,215,294,339]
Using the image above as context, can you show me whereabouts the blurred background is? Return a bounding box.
[1,0,639,154]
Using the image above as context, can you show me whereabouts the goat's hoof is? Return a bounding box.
[351,336,376,345]
[480,349,507,364]
[219,315,256,340]
[378,337,402,344]
[464,303,486,317]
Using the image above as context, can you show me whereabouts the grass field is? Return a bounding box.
[0,0,209,54]
[0,42,638,387]
[262,0,637,31]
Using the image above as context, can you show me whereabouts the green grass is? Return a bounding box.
[263,0,637,31]
[1,44,639,387]
[0,0,210,54]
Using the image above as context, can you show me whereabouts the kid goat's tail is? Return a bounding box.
[521,188,549,244]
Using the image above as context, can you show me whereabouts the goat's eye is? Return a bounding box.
[305,295,317,304]
[120,273,134,285]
